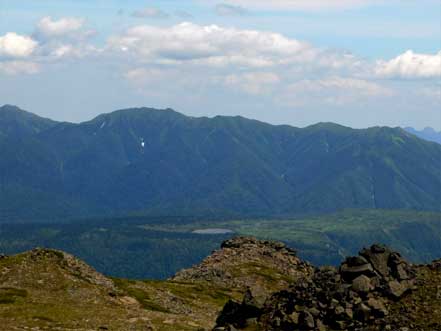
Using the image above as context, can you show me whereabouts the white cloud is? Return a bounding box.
[32,16,99,60]
[108,22,323,68]
[114,22,371,106]
[215,3,249,16]
[47,43,99,58]
[376,50,441,79]
[36,16,85,38]
[0,33,38,58]
[0,17,98,75]
[132,8,169,19]
[0,61,40,75]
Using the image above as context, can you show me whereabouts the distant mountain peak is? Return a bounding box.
[0,105,56,138]
[306,122,350,129]
[87,106,186,125]
[423,127,438,134]
[404,126,441,144]
[0,104,31,117]
[0,104,21,111]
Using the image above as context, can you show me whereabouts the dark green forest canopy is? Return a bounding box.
[1,105,440,221]
[0,209,439,279]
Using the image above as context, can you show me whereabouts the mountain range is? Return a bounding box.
[404,126,441,144]
[1,104,440,221]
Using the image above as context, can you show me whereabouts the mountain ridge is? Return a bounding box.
[0,104,411,132]
[1,105,440,221]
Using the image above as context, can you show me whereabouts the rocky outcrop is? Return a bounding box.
[214,244,419,331]
[172,237,313,292]
[28,248,116,290]
[0,239,439,331]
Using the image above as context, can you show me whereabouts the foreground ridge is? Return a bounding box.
[0,237,440,331]
[213,243,441,331]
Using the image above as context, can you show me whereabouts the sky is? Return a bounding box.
[0,0,440,129]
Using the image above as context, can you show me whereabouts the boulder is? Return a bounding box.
[387,280,412,299]
[360,244,391,278]
[242,287,266,310]
[215,300,243,326]
[366,298,388,317]
[215,289,264,328]
[346,256,370,267]
[340,262,374,281]
[352,275,373,294]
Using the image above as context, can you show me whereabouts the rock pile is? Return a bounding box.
[172,237,313,291]
[214,244,417,331]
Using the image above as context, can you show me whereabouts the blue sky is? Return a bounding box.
[0,0,440,129]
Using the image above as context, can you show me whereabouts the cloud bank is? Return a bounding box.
[376,50,441,79]
[0,18,439,126]
[108,22,345,69]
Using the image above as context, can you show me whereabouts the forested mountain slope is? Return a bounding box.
[1,105,440,221]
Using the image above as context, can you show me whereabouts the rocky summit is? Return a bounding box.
[173,236,314,292]
[0,237,440,331]
[213,243,441,331]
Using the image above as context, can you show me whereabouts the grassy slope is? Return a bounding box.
[0,244,440,330]
[0,244,304,331]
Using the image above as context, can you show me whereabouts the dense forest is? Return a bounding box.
[0,209,439,279]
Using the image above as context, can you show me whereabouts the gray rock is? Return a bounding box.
[340,263,375,280]
[388,280,411,299]
[367,298,388,317]
[346,256,369,267]
[352,275,372,294]
[242,287,266,310]
[360,245,391,278]
[394,263,410,280]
